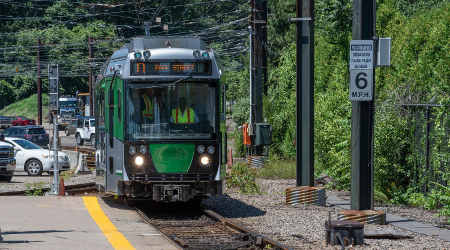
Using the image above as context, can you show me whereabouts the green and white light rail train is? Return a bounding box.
[94,37,226,202]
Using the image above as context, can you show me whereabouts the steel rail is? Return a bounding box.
[135,206,292,250]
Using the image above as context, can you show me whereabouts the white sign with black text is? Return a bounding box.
[349,69,373,101]
[350,40,374,70]
[349,40,374,101]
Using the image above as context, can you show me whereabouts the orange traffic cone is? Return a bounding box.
[58,177,65,196]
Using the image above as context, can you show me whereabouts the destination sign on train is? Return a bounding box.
[131,62,211,76]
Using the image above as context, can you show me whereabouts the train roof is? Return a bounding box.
[99,36,221,81]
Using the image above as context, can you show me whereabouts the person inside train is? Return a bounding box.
[170,97,198,124]
[141,88,161,124]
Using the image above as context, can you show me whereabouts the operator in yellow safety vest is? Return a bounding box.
[141,88,161,123]
[142,94,154,120]
[171,97,198,124]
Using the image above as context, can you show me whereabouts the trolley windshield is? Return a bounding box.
[126,82,216,140]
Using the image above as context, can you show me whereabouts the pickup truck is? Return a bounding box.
[0,140,16,182]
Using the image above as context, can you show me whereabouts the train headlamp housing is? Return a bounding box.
[193,50,201,58]
[143,50,151,59]
[199,155,211,166]
[139,145,147,154]
[207,145,215,154]
[197,145,205,154]
[134,52,142,60]
[134,155,144,167]
[129,145,136,155]
[201,51,210,58]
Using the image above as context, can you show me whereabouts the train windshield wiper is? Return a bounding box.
[171,75,193,85]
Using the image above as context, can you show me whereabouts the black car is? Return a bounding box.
[3,125,49,148]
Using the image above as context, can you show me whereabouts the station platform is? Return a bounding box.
[0,196,178,250]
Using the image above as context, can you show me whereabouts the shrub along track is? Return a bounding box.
[136,204,291,250]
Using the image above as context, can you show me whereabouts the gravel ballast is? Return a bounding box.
[203,179,450,249]
[0,172,95,193]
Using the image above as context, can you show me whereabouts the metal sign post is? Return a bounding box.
[350,0,376,210]
[291,0,314,187]
[48,64,60,195]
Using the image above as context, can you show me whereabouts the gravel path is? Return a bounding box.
[0,172,96,193]
[203,179,450,249]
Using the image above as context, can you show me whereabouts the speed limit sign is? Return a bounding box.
[350,69,373,101]
[349,40,374,101]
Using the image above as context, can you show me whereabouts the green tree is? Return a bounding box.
[0,80,16,109]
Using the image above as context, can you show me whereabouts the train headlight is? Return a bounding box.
[200,155,210,166]
[129,145,136,155]
[139,145,147,154]
[143,50,151,59]
[207,145,215,154]
[197,145,205,154]
[134,155,144,167]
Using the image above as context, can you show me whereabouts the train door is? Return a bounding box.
[105,77,124,194]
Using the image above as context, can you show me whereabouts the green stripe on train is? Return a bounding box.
[149,144,195,173]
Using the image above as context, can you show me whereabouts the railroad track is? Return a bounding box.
[136,205,291,250]
[0,182,97,196]
[60,145,95,154]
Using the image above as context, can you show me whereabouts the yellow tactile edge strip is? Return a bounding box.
[83,196,135,250]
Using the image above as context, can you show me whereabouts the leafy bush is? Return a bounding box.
[0,80,16,109]
[227,163,260,194]
[25,182,46,196]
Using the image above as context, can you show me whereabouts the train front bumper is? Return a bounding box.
[118,180,223,202]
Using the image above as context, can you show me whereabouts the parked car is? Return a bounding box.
[5,137,70,176]
[3,126,49,148]
[11,116,36,126]
[0,139,16,182]
[0,116,15,129]
[76,116,95,146]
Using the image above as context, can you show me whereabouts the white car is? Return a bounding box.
[5,137,70,176]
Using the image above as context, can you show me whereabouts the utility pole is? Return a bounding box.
[291,0,314,186]
[250,0,266,125]
[88,37,93,116]
[48,64,59,195]
[351,0,376,210]
[37,38,42,125]
[248,0,267,156]
[248,26,254,131]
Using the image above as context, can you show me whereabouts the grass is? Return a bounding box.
[61,170,75,182]
[24,182,46,196]
[0,94,49,121]
[226,160,296,194]
[256,160,296,179]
